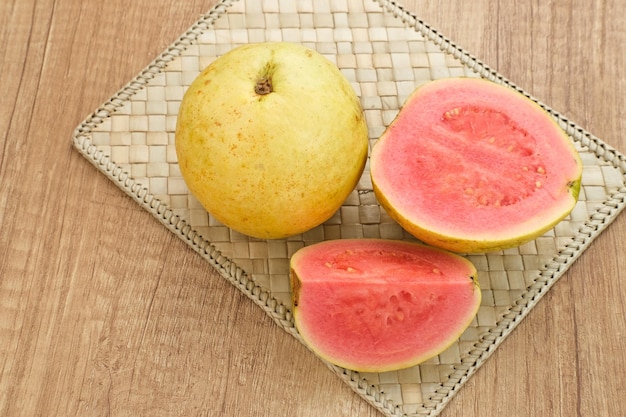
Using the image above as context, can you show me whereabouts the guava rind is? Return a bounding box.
[290,239,481,372]
[370,77,583,253]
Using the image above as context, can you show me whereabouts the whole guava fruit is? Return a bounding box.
[175,42,369,239]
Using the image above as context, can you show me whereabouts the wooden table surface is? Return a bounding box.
[2,0,625,416]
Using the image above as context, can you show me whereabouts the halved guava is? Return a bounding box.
[370,77,583,253]
[290,239,480,372]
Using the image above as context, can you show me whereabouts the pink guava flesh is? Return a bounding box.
[370,77,582,247]
[290,239,480,372]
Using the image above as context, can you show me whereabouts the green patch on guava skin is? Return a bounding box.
[568,178,582,201]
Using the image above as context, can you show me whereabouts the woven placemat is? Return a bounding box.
[71,0,626,415]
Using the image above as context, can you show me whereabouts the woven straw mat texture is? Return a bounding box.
[72,0,626,416]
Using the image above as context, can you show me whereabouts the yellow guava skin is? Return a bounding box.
[175,42,369,239]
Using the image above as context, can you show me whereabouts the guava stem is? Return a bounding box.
[255,77,273,95]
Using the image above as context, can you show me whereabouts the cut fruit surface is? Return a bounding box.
[290,239,480,372]
[370,77,583,253]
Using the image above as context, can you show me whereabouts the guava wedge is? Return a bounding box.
[290,239,480,372]
[370,77,583,253]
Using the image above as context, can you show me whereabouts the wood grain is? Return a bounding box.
[1,1,624,416]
